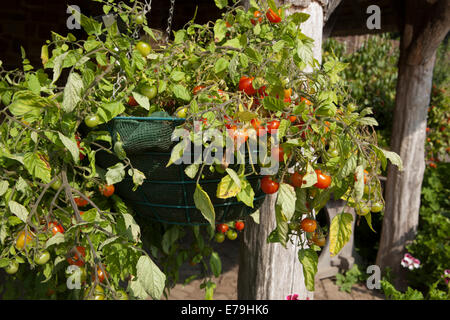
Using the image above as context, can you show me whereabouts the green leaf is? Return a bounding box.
[27,74,40,94]
[58,133,79,163]
[298,248,318,292]
[166,140,187,167]
[185,164,200,179]
[23,152,52,183]
[98,101,125,123]
[170,70,186,82]
[51,52,68,84]
[130,168,146,191]
[214,0,228,9]
[194,184,215,227]
[339,154,357,178]
[311,188,332,211]
[275,205,289,247]
[263,96,285,111]
[122,213,141,242]
[222,38,241,49]
[45,233,65,248]
[301,163,317,188]
[172,84,191,102]
[250,209,260,224]
[237,178,255,208]
[209,251,222,278]
[162,227,180,255]
[364,213,376,232]
[244,47,262,64]
[373,145,403,171]
[131,92,150,110]
[358,117,378,126]
[133,255,166,300]
[290,12,310,24]
[214,57,229,74]
[276,183,296,221]
[0,180,9,197]
[214,19,227,42]
[8,201,29,223]
[105,163,126,185]
[329,213,353,256]
[216,175,241,199]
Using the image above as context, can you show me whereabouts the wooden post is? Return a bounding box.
[376,0,450,289]
[238,0,324,300]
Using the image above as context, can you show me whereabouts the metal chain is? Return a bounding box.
[132,0,153,40]
[112,74,126,100]
[165,0,176,42]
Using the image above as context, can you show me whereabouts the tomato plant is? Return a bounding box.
[0,0,402,300]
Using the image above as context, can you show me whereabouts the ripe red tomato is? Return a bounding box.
[193,85,206,95]
[99,184,115,197]
[261,176,279,194]
[251,118,267,137]
[267,120,280,134]
[235,221,245,231]
[128,95,138,106]
[251,10,263,25]
[266,8,282,23]
[271,146,285,162]
[300,218,317,233]
[216,223,229,234]
[96,265,107,283]
[74,197,89,207]
[239,76,256,95]
[232,128,249,145]
[48,222,64,235]
[312,233,326,247]
[300,96,312,105]
[290,172,304,188]
[67,246,86,267]
[225,21,232,28]
[288,115,297,123]
[314,170,331,189]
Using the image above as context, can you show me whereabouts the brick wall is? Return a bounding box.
[0,0,222,70]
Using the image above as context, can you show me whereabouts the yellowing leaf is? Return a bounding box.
[329,213,353,256]
[216,175,241,199]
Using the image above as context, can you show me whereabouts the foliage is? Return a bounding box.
[323,34,398,149]
[380,267,449,300]
[405,163,450,294]
[0,0,400,299]
[335,264,366,293]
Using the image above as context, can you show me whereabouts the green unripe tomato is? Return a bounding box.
[135,14,145,25]
[84,115,101,128]
[214,232,225,243]
[371,201,384,213]
[347,103,357,112]
[226,229,238,240]
[328,148,339,158]
[136,41,151,57]
[5,261,19,275]
[51,179,62,191]
[175,107,187,118]
[140,85,157,99]
[116,289,129,300]
[356,203,371,216]
[364,185,370,195]
[34,250,51,265]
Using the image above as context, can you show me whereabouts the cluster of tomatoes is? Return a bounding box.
[214,220,245,243]
[4,181,120,299]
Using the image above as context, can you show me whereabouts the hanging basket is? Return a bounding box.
[95,115,266,226]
